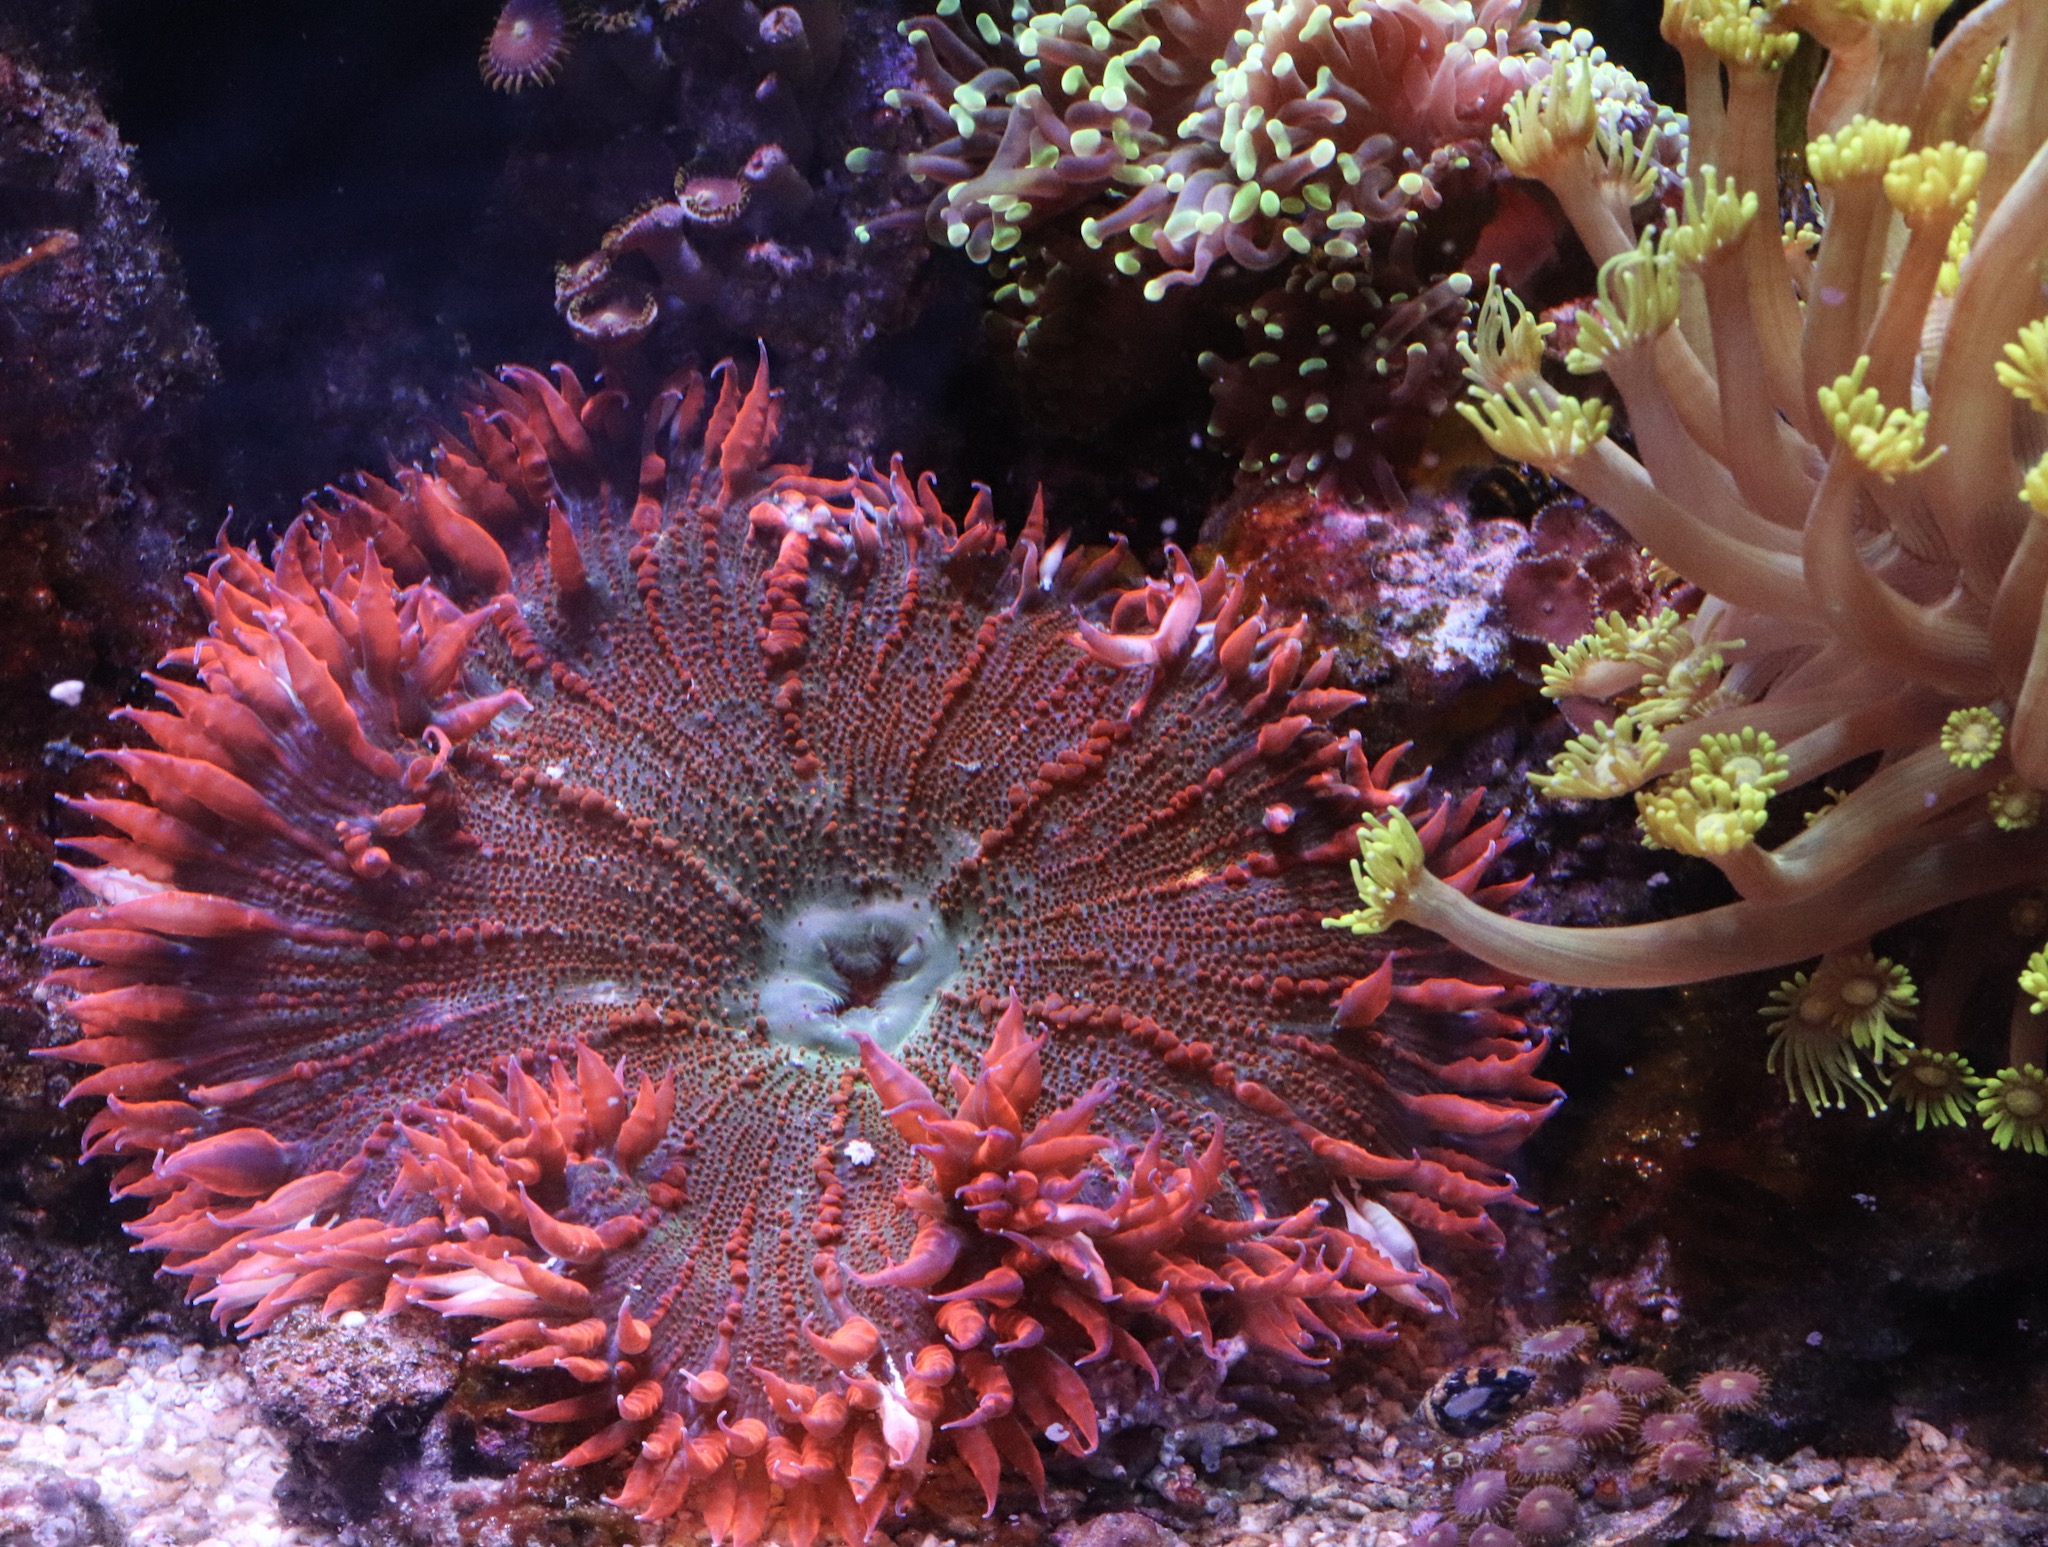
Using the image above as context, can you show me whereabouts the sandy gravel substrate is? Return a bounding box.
[0,1338,316,1547]
[1,1336,2044,1547]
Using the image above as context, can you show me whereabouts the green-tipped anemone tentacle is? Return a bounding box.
[1330,825,2048,990]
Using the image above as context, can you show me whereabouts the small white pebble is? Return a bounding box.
[49,678,85,706]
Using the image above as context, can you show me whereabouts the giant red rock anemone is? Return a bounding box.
[38,351,1558,1543]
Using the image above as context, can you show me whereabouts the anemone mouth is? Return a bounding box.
[755,896,959,1058]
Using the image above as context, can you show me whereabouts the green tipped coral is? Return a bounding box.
[1987,777,2038,832]
[1760,953,1915,1116]
[2021,944,2048,1015]
[1529,716,1669,800]
[1888,1047,1977,1130]
[1346,0,2048,1150]
[1940,707,2004,770]
[1976,1065,2048,1155]
[889,1,1675,499]
[1636,728,1787,857]
[1323,810,1424,937]
[1762,971,1885,1116]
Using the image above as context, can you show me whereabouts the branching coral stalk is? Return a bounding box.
[1355,0,2048,1145]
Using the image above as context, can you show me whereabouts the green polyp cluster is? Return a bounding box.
[890,0,1632,497]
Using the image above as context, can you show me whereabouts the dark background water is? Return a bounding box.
[20,0,1685,538]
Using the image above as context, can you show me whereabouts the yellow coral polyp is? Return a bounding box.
[1761,967,1887,1116]
[1805,116,1912,187]
[1322,809,1424,936]
[1697,4,1797,71]
[1818,357,1945,481]
[1457,279,1553,393]
[1596,123,1663,205]
[1636,727,1786,856]
[1969,40,2002,116]
[2022,945,2048,1016]
[1660,168,1758,266]
[1976,1064,2048,1155]
[1940,706,2004,769]
[1810,952,1918,1060]
[1889,1048,1978,1130]
[1997,320,2048,414]
[1529,715,1670,800]
[2024,454,2048,519]
[1882,142,1986,230]
[1540,633,1632,702]
[1938,198,1976,298]
[1540,608,1690,700]
[1456,384,1613,470]
[1492,57,1597,179]
[1565,236,1681,374]
[1990,777,2042,832]
[1636,644,1735,728]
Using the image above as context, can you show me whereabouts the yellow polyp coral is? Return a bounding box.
[1455,383,1613,470]
[1997,319,2048,413]
[1596,118,1664,205]
[1565,235,1681,374]
[1889,1047,1977,1130]
[1636,641,1739,727]
[1323,809,1424,936]
[2025,454,2048,518]
[1540,609,1690,701]
[1342,0,2048,1151]
[1529,716,1670,800]
[1493,54,1597,179]
[1806,116,1912,187]
[1636,728,1787,857]
[1937,197,1976,297]
[1941,707,2004,770]
[1882,142,1986,229]
[1977,1065,2048,1154]
[1696,3,1798,71]
[1456,275,1609,469]
[1818,357,1945,481]
[2021,945,2048,1015]
[1661,168,1757,265]
[1990,777,2041,832]
[1815,952,1918,1060]
[1458,278,1554,393]
[1540,608,1740,732]
[1761,964,1889,1116]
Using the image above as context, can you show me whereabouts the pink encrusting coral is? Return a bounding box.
[40,354,1557,1542]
